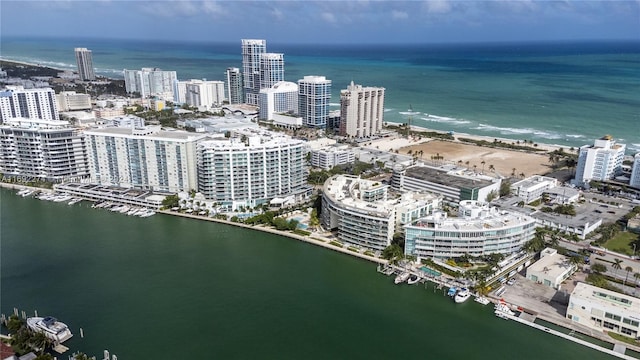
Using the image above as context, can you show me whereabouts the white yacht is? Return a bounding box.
[454,288,472,303]
[474,296,490,305]
[394,272,411,284]
[26,316,73,343]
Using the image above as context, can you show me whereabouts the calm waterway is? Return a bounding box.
[1,188,613,359]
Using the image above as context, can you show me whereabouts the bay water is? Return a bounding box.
[0,188,614,359]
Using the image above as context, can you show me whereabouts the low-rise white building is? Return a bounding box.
[511,175,558,204]
[321,174,441,251]
[567,282,640,339]
[404,200,536,259]
[391,164,501,203]
[525,248,576,289]
[56,91,92,111]
[310,145,355,170]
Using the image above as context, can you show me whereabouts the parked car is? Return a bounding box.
[507,278,516,286]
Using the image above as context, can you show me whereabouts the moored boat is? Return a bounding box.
[26,316,73,343]
[454,287,471,303]
[407,274,420,285]
[474,296,490,305]
[394,272,410,284]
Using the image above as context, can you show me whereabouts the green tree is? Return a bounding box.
[162,194,180,209]
[634,272,640,287]
[623,266,633,287]
[499,180,511,197]
[591,263,607,274]
[612,258,623,278]
[382,244,403,264]
[485,190,498,202]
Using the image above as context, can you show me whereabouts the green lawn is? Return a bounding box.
[603,231,639,255]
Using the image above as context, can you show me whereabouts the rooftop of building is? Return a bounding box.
[324,174,438,218]
[83,125,208,141]
[571,282,640,314]
[511,175,558,189]
[403,164,494,189]
[407,205,535,232]
[1,117,71,130]
[527,248,574,279]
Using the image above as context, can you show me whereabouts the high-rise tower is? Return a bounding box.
[259,53,284,89]
[241,39,267,105]
[298,76,331,129]
[74,47,96,81]
[339,81,385,137]
[225,67,243,105]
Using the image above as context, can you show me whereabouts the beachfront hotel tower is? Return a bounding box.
[74,47,96,81]
[298,76,331,129]
[404,200,537,260]
[124,68,178,101]
[196,129,308,211]
[630,153,640,189]
[241,39,267,105]
[177,79,226,111]
[226,67,243,104]
[0,86,59,123]
[84,126,208,192]
[573,135,626,187]
[259,53,285,89]
[258,81,298,121]
[339,81,385,138]
[0,118,88,181]
[321,175,440,252]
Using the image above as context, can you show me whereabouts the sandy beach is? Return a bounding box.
[371,125,562,178]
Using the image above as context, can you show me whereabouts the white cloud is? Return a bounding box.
[392,10,409,20]
[271,8,284,21]
[424,0,452,14]
[202,0,225,16]
[321,12,337,23]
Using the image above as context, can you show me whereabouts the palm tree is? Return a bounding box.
[473,164,477,173]
[488,164,495,173]
[481,160,486,174]
[511,168,517,176]
[457,160,463,168]
[465,160,470,169]
[569,255,583,270]
[612,258,623,278]
[634,272,640,287]
[623,266,633,287]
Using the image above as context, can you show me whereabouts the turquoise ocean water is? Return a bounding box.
[1,37,639,152]
[0,189,617,359]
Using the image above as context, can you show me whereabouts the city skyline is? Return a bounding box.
[1,1,638,44]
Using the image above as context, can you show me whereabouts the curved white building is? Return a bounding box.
[404,200,536,259]
[321,175,440,251]
[197,130,308,210]
[258,81,298,120]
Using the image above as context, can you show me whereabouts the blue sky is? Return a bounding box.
[1,1,638,44]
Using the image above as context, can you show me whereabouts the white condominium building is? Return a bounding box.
[310,145,355,170]
[573,135,626,186]
[510,175,559,204]
[179,79,225,110]
[197,129,308,210]
[259,53,285,89]
[0,86,59,123]
[298,76,331,129]
[56,91,92,111]
[0,118,88,181]
[321,174,440,251]
[630,153,640,189]
[404,200,536,259]
[258,81,298,120]
[226,67,243,105]
[567,282,640,340]
[339,81,385,138]
[84,125,208,192]
[74,47,96,81]
[241,39,267,105]
[123,68,178,101]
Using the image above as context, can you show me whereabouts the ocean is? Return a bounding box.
[0,188,617,359]
[1,37,639,153]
